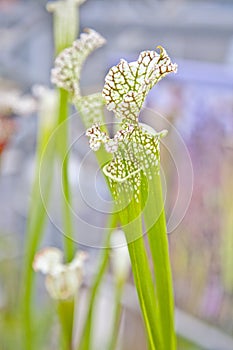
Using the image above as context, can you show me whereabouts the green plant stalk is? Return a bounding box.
[21,115,56,350]
[57,298,75,350]
[51,8,82,350]
[220,153,233,293]
[142,169,176,350]
[21,3,81,348]
[78,213,118,350]
[53,2,79,56]
[107,278,124,350]
[52,0,83,263]
[119,189,162,350]
[56,88,75,262]
[221,209,233,292]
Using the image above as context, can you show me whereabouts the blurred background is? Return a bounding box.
[0,0,233,349]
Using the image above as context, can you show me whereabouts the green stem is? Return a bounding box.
[107,279,124,350]
[57,299,75,350]
[78,213,118,350]
[142,169,176,350]
[21,123,56,350]
[53,0,82,262]
[57,88,75,262]
[20,4,81,348]
[53,3,79,56]
[119,196,162,350]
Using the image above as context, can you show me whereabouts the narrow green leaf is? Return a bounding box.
[78,213,118,350]
[142,169,176,350]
